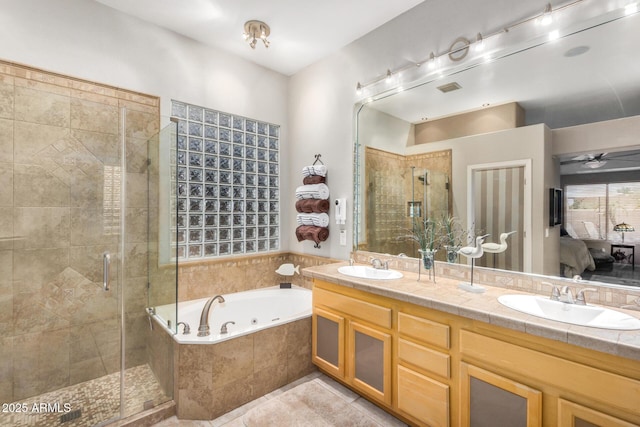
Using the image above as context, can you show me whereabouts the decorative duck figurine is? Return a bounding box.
[457,234,490,293]
[481,231,517,268]
[458,234,490,259]
[482,231,517,254]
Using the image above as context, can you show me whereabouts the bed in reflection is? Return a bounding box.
[559,234,615,278]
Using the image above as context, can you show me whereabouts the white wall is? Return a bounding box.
[2,0,554,259]
[288,0,554,260]
[404,125,552,274]
[0,0,292,249]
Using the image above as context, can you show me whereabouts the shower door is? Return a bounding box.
[0,82,126,426]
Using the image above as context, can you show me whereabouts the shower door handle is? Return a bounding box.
[103,252,111,291]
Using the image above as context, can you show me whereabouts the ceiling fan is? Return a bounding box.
[560,152,639,169]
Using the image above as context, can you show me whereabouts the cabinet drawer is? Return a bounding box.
[397,364,449,427]
[398,338,450,379]
[398,312,450,349]
[314,287,391,329]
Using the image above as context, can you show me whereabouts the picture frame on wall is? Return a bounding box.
[549,188,563,227]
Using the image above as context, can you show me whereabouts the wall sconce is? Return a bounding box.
[243,20,270,49]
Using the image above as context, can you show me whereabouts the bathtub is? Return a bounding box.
[151,285,312,345]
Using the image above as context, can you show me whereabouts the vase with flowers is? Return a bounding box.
[407,217,438,270]
[439,215,466,264]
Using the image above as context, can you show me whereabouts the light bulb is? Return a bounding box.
[386,69,392,81]
[540,3,553,26]
[625,2,638,15]
[548,29,560,41]
[475,33,484,52]
[427,52,437,70]
[356,82,362,95]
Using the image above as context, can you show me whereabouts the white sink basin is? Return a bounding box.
[338,265,403,280]
[498,294,640,330]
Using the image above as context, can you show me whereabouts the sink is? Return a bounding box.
[338,265,403,280]
[498,294,640,330]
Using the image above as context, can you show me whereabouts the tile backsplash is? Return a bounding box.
[353,250,640,310]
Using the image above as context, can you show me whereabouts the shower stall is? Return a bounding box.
[364,163,449,257]
[0,62,177,426]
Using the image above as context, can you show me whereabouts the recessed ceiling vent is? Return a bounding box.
[437,82,462,93]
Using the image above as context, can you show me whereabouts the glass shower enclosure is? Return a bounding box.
[0,66,176,426]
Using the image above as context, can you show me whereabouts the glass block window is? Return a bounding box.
[170,100,280,259]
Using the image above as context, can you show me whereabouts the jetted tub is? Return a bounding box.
[152,285,312,344]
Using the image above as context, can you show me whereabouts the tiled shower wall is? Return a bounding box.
[363,147,452,257]
[0,61,159,402]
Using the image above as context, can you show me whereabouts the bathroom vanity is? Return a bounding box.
[304,263,640,427]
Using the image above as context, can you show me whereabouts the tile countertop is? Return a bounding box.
[302,262,640,362]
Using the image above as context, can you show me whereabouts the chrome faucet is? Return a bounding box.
[197,295,225,336]
[220,321,235,334]
[370,258,388,270]
[559,286,574,304]
[177,321,191,335]
[575,288,597,306]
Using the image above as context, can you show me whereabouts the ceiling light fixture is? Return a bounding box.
[625,1,639,15]
[243,20,270,49]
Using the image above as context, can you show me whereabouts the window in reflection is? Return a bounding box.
[565,183,640,243]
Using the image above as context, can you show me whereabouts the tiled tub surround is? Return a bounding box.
[0,59,164,413]
[307,256,640,360]
[171,316,315,420]
[153,286,311,344]
[146,252,333,421]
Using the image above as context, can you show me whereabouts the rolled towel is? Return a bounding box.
[301,165,327,177]
[296,225,329,244]
[295,199,330,213]
[303,175,326,185]
[296,213,330,228]
[295,183,330,200]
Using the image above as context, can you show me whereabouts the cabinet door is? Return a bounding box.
[397,364,449,427]
[348,321,392,405]
[312,307,345,378]
[461,363,542,427]
[558,399,637,427]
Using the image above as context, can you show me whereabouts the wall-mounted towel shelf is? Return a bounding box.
[296,154,329,249]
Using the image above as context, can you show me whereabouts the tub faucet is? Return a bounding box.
[197,295,225,336]
[220,321,235,334]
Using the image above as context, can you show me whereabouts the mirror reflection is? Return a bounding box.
[355,9,640,287]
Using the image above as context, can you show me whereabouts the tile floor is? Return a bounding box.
[0,365,169,427]
[153,372,408,427]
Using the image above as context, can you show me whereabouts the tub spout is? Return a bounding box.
[197,295,225,336]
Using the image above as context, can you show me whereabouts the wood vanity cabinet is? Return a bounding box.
[311,279,640,427]
[312,282,393,406]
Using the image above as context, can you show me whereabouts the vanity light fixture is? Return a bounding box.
[243,20,270,49]
[354,0,592,96]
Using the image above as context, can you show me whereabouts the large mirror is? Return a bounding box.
[355,5,640,287]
